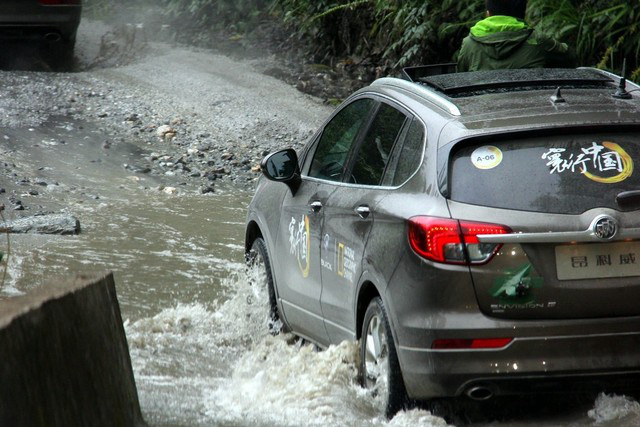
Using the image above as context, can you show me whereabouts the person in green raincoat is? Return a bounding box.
[457,0,576,72]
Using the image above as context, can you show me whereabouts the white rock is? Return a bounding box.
[163,186,177,195]
[156,125,174,138]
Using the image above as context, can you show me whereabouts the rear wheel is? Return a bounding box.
[360,297,408,418]
[247,237,288,334]
[44,38,76,71]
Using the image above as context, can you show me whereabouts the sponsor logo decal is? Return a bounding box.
[490,263,548,312]
[289,215,310,278]
[321,234,333,272]
[542,141,634,184]
[336,242,356,283]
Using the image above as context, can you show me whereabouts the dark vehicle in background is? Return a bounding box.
[0,0,82,64]
[246,67,640,418]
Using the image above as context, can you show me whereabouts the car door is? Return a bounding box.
[320,100,411,343]
[275,180,330,344]
[275,97,376,346]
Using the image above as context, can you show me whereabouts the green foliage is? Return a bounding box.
[92,0,639,79]
[162,0,269,32]
[271,0,484,67]
[527,0,640,75]
[271,0,639,78]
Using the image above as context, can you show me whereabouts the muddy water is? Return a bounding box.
[1,173,439,427]
[2,123,640,427]
[6,192,639,427]
[2,189,248,317]
[0,117,431,426]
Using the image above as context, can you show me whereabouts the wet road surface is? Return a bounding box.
[1,18,640,427]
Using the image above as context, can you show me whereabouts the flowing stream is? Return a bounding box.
[1,122,640,427]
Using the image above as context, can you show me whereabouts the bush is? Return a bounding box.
[86,0,640,79]
[527,0,640,78]
[162,0,269,32]
[272,0,640,77]
[272,0,484,67]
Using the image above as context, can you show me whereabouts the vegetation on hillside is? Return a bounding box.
[86,0,640,79]
[269,0,639,77]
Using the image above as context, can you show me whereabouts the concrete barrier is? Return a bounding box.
[0,272,147,427]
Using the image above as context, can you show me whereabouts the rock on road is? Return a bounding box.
[0,19,333,206]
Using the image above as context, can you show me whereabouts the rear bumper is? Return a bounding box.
[398,329,640,400]
[0,7,81,40]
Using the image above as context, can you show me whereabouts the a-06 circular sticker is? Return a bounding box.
[471,146,503,170]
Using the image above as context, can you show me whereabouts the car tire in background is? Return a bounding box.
[248,237,289,335]
[360,297,408,418]
[45,37,75,71]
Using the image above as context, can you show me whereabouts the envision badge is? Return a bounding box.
[593,216,618,240]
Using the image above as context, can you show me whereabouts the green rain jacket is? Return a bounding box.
[457,15,576,72]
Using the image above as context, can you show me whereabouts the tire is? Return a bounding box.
[247,237,289,335]
[44,38,76,71]
[360,296,408,418]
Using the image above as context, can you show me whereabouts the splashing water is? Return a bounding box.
[588,393,640,424]
[126,264,450,427]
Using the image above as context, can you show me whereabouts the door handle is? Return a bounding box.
[310,201,323,213]
[355,205,371,219]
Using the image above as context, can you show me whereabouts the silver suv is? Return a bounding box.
[245,67,640,417]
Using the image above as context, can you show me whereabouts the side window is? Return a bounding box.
[383,119,426,187]
[308,98,375,182]
[349,103,408,186]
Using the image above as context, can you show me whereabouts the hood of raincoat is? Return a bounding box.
[469,16,533,60]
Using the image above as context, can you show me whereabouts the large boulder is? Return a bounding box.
[5,213,80,235]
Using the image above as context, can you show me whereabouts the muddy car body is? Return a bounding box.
[245,67,640,415]
[0,0,81,56]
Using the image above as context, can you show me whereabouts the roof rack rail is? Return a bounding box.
[580,66,640,92]
[371,77,461,116]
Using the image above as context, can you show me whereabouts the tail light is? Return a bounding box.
[432,338,513,350]
[38,0,81,5]
[408,216,511,265]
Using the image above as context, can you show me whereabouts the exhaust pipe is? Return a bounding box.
[466,385,494,401]
[43,32,62,43]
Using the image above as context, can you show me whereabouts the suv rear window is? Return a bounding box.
[449,133,640,214]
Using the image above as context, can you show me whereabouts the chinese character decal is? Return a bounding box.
[541,141,633,184]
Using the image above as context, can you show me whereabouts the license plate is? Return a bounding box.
[556,242,640,281]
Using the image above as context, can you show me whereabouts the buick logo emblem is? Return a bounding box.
[593,216,618,240]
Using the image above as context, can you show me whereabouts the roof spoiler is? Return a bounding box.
[401,63,458,83]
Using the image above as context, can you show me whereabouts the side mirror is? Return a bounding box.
[261,149,301,190]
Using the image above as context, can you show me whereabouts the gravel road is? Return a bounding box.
[1,18,333,212]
